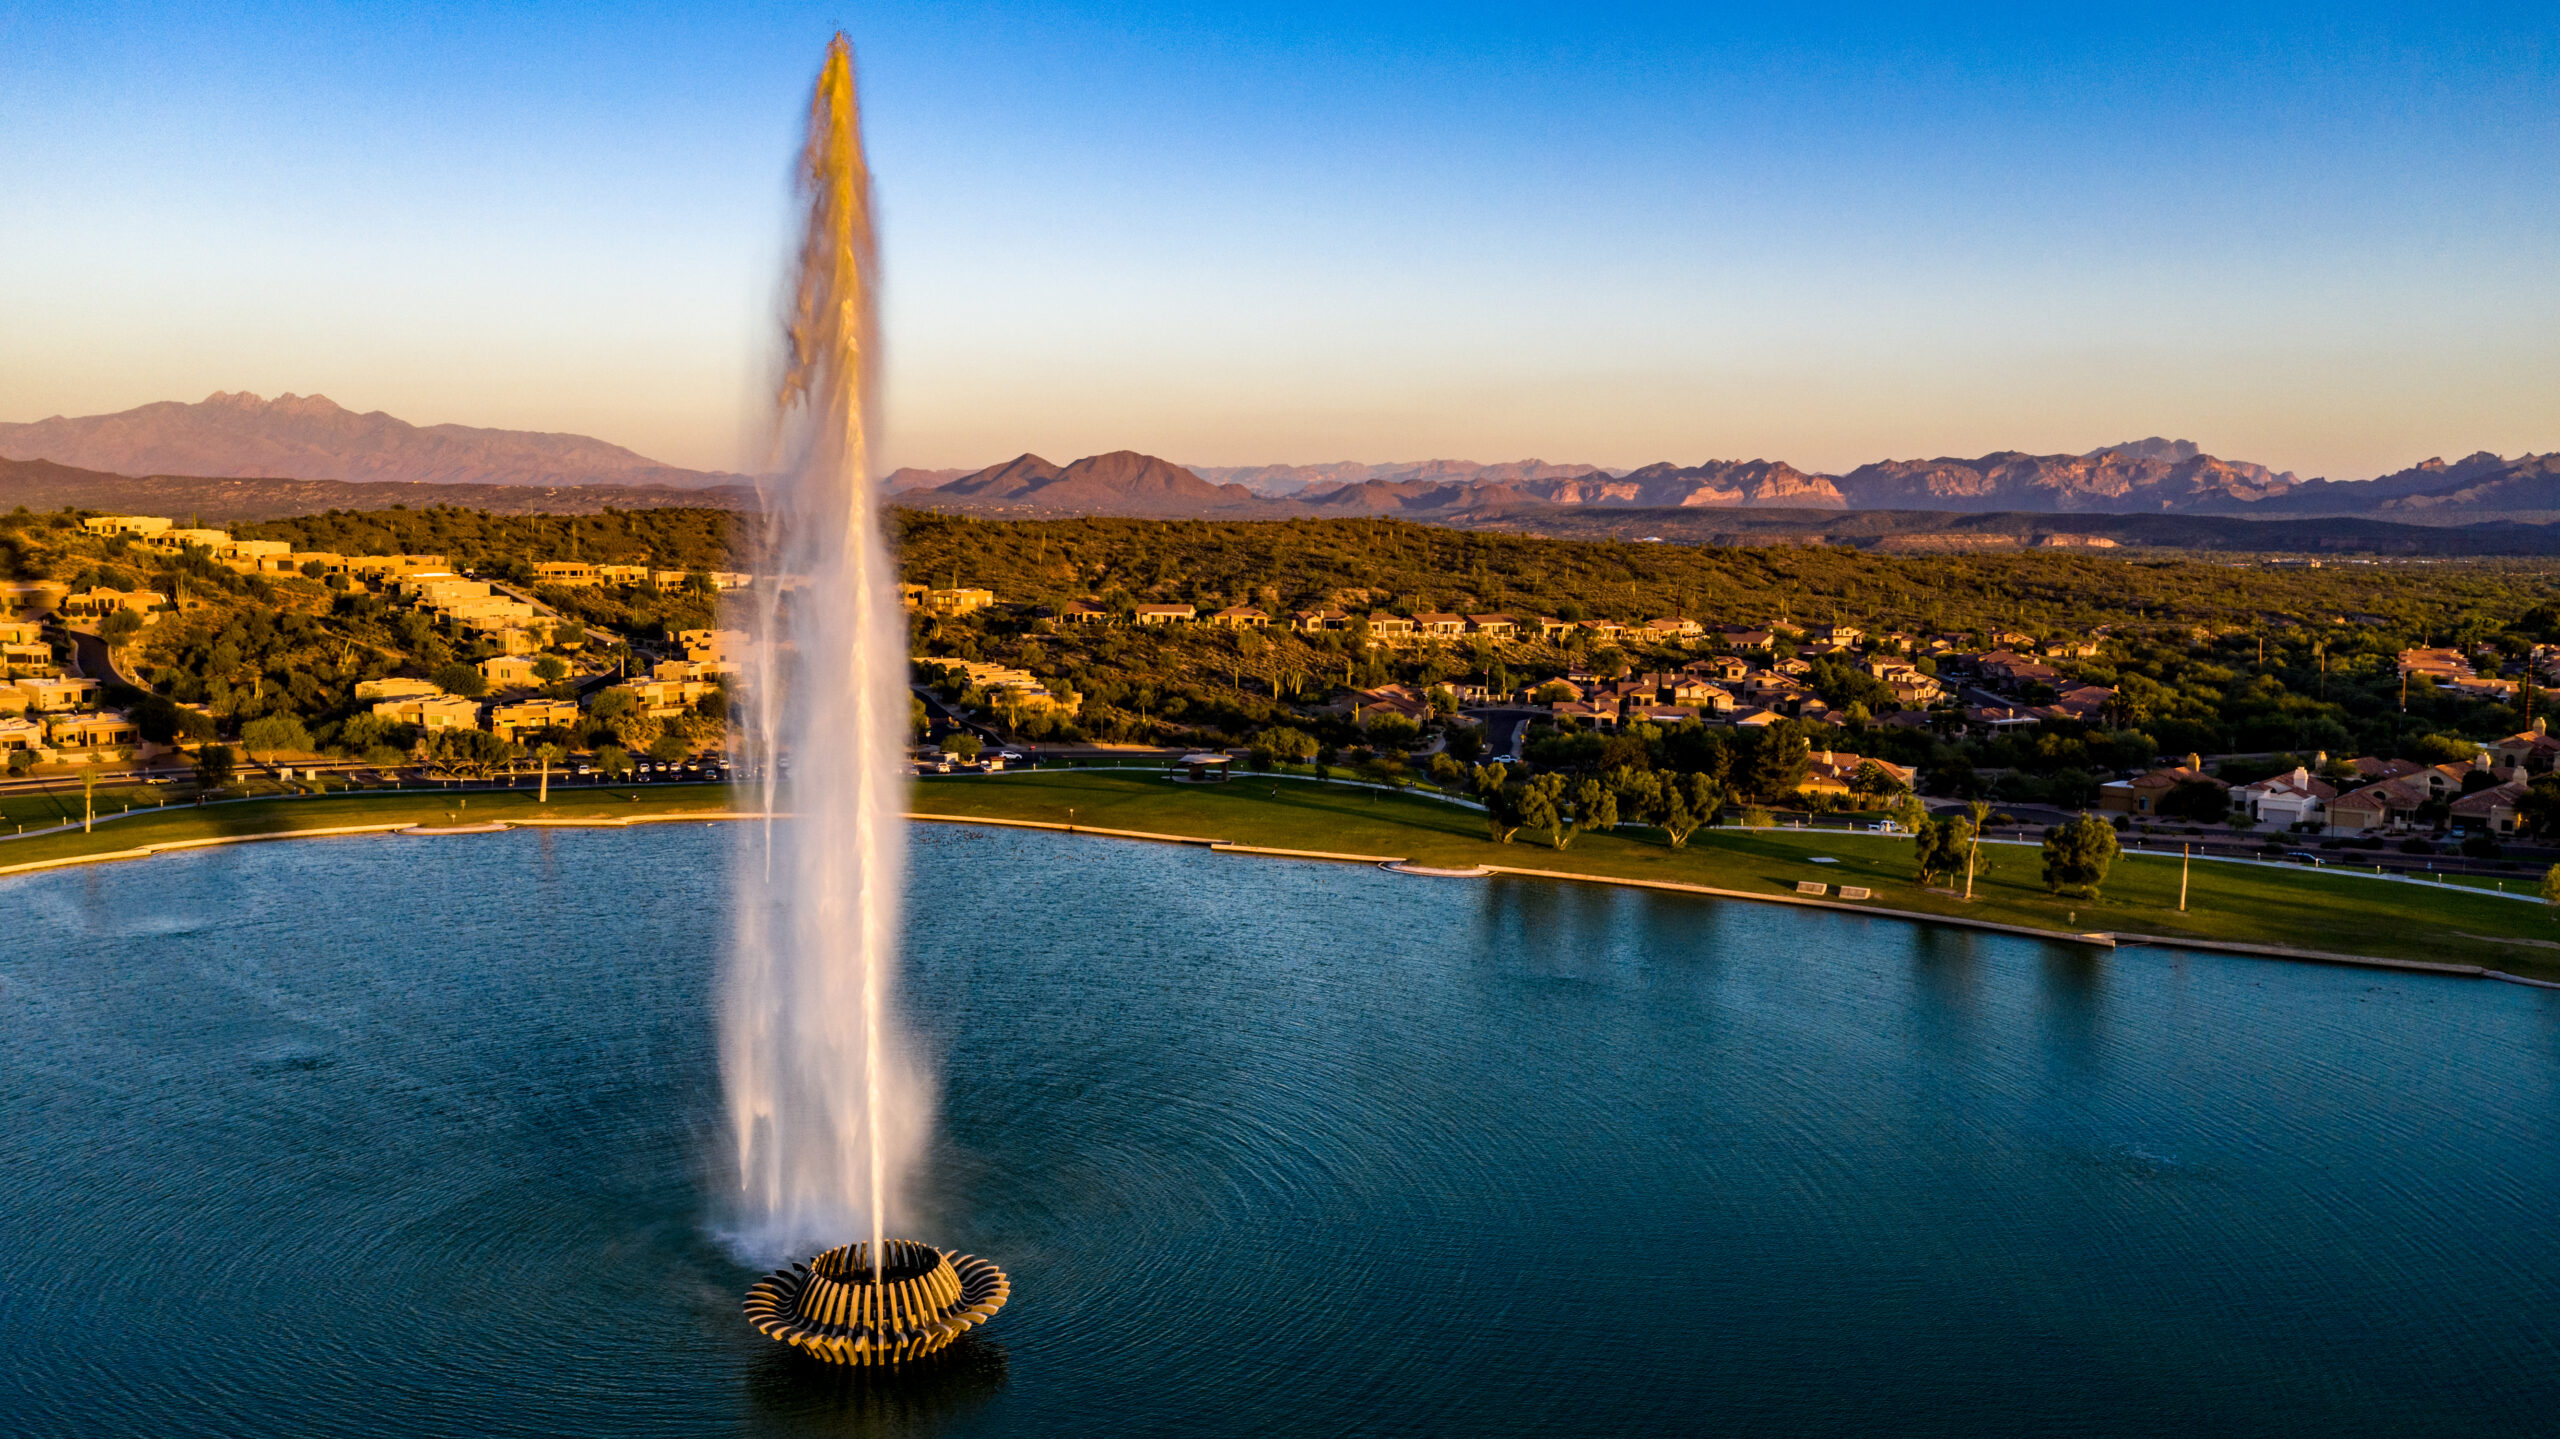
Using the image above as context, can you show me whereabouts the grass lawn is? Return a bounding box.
[908,770,2560,982]
[8,769,2556,983]
[0,783,739,872]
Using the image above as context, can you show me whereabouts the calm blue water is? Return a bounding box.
[3,823,2557,1437]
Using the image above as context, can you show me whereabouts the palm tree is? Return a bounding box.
[535,742,565,803]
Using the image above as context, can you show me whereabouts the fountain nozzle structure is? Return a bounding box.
[743,1239,1010,1366]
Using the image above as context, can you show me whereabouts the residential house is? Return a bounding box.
[1641,616,1704,641]
[2038,684,2114,722]
[1366,612,1415,641]
[79,515,172,537]
[2327,776,2436,832]
[1533,616,1571,640]
[2450,780,2530,835]
[480,654,546,689]
[2234,767,2336,828]
[1059,600,1111,624]
[1207,606,1270,629]
[594,563,652,585]
[355,676,445,702]
[488,698,582,741]
[1812,624,1864,647]
[214,539,292,572]
[679,629,747,669]
[371,694,482,730]
[1135,604,1197,626]
[1799,749,1917,796]
[343,554,450,580]
[1291,608,1351,633]
[0,715,43,752]
[1974,649,2062,689]
[14,676,99,712]
[1465,614,1516,640]
[535,562,598,587]
[1963,704,2040,732]
[2488,723,2560,777]
[1413,613,1467,639]
[44,711,138,750]
[145,527,233,553]
[922,586,996,615]
[1697,655,1752,683]
[59,587,164,618]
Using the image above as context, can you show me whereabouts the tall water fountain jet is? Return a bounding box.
[727,34,1010,1366]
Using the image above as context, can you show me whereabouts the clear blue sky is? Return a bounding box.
[3,2,2552,478]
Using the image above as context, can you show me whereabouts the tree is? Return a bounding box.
[1566,776,1617,848]
[415,728,516,779]
[2041,812,2120,898]
[2541,862,2560,908]
[1914,813,1974,886]
[532,655,569,684]
[2158,779,2231,823]
[1259,726,1319,763]
[239,714,313,759]
[1518,773,1567,848]
[940,731,983,761]
[1473,764,1525,843]
[98,607,142,645]
[533,742,564,803]
[595,745,633,780]
[430,661,489,699]
[648,733,692,764]
[194,742,236,793]
[2522,776,2560,838]
[1745,724,1811,801]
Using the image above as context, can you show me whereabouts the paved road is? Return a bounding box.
[1464,707,1548,760]
[65,628,134,688]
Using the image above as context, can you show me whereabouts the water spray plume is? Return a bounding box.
[723,31,927,1290]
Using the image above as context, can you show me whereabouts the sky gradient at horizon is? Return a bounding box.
[2,2,2553,480]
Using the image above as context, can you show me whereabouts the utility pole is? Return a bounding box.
[2179,843,2190,913]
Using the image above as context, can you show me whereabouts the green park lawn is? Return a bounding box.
[6,768,2555,983]
[908,770,2560,981]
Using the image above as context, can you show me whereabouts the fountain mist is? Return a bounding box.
[722,33,930,1278]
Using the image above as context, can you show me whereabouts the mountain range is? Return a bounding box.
[4,393,2553,528]
[899,441,2558,524]
[0,391,743,489]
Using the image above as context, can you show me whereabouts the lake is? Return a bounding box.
[3,822,2556,1436]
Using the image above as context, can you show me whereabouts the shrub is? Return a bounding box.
[2459,833,2503,860]
[2398,837,2436,855]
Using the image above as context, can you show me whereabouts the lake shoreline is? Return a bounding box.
[12,778,2557,992]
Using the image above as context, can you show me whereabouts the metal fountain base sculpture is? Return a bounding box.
[743,1239,1009,1365]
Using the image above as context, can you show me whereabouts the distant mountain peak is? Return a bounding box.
[2083,436,2201,465]
[0,391,739,489]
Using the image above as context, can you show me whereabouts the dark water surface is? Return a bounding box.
[4,824,2557,1437]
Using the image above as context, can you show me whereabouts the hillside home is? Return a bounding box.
[0,715,42,752]
[1413,613,1466,639]
[371,695,481,730]
[922,586,995,614]
[1207,606,1269,629]
[1135,604,1196,626]
[535,562,598,587]
[1365,612,1415,640]
[480,654,545,688]
[1290,608,1351,633]
[80,515,172,537]
[2489,724,2560,777]
[488,698,581,741]
[59,588,163,618]
[355,676,445,702]
[14,677,99,712]
[1059,600,1110,624]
